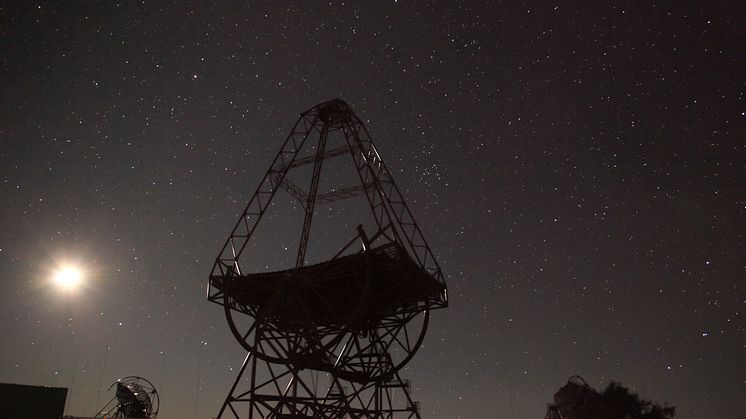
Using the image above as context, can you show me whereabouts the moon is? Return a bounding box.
[52,265,83,290]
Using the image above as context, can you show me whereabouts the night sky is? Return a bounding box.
[1,2,744,418]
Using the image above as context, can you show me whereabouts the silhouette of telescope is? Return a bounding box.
[114,382,152,418]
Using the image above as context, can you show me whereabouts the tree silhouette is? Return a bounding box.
[544,377,675,419]
[596,381,675,419]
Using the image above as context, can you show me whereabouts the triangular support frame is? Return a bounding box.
[208,99,447,306]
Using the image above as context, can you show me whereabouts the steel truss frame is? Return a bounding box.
[217,347,421,419]
[209,99,446,418]
[208,99,446,307]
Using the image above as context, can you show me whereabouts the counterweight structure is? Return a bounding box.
[208,99,448,418]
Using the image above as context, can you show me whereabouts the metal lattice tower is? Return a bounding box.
[208,99,448,418]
